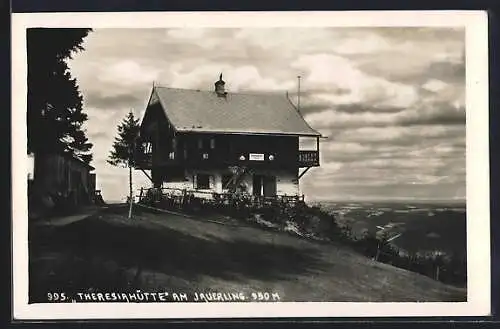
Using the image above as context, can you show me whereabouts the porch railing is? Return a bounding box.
[137,186,305,213]
[298,150,319,167]
[135,150,320,169]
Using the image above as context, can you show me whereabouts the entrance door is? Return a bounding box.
[263,176,277,197]
[252,175,263,196]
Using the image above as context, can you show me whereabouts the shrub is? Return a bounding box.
[290,204,466,287]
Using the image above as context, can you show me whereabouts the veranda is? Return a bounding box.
[137,186,306,216]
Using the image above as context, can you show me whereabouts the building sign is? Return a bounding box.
[249,153,265,161]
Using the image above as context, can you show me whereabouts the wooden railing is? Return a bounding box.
[136,150,320,169]
[298,150,319,167]
[137,186,305,211]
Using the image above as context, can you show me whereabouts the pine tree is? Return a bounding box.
[27,28,93,163]
[108,111,141,218]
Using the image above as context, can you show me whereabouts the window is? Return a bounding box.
[27,153,35,180]
[143,142,153,154]
[196,174,210,189]
[198,137,213,149]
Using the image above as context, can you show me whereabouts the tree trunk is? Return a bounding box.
[128,165,133,219]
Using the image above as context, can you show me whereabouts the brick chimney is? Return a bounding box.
[214,73,226,97]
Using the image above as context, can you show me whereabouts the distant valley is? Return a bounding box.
[313,201,467,259]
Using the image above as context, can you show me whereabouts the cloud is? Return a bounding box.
[304,100,465,129]
[422,79,448,93]
[426,61,465,83]
[291,54,419,109]
[166,28,207,40]
[168,64,296,92]
[98,60,161,86]
[84,91,146,110]
[335,125,464,144]
[333,32,395,55]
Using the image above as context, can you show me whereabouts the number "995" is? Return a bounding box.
[47,292,67,302]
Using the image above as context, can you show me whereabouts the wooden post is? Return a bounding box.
[139,187,144,203]
[181,189,187,209]
[128,165,133,219]
[316,137,320,166]
[297,75,301,113]
[140,169,153,184]
[128,118,138,219]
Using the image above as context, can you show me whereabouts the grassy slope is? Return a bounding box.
[29,207,466,303]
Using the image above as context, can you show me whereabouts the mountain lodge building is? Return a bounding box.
[136,74,321,199]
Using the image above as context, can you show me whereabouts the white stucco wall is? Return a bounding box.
[245,168,299,196]
[162,169,218,198]
[160,168,299,197]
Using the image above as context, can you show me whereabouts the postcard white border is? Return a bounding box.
[11,10,490,319]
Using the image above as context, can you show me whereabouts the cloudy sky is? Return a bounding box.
[67,27,465,202]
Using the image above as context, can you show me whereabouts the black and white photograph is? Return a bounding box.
[12,11,490,319]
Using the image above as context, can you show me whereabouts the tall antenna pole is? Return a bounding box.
[297,75,301,113]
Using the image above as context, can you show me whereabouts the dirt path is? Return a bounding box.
[34,206,110,227]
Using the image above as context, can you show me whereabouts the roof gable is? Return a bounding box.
[140,88,171,134]
[147,87,321,137]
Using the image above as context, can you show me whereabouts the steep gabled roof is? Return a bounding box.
[147,86,321,137]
